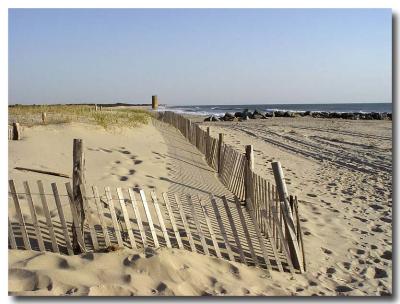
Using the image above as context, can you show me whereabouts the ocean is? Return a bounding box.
[162,103,392,116]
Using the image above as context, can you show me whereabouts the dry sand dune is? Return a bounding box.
[8,116,392,296]
[9,247,294,296]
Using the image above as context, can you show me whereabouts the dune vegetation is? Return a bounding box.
[8,105,154,129]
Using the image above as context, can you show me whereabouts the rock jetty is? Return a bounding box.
[204,109,392,122]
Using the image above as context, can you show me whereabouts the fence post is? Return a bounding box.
[218,133,224,173]
[206,127,210,159]
[12,122,22,140]
[72,138,86,253]
[42,112,47,124]
[271,161,303,272]
[271,162,292,214]
[245,145,254,207]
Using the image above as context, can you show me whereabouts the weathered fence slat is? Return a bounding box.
[92,186,111,248]
[174,193,196,252]
[37,180,59,253]
[104,187,124,247]
[210,195,235,261]
[162,193,184,249]
[234,196,258,266]
[80,184,99,251]
[222,196,246,264]
[271,206,295,274]
[128,189,147,247]
[247,199,272,273]
[9,180,31,250]
[51,183,74,255]
[199,198,222,258]
[263,216,284,272]
[188,195,209,255]
[116,188,137,249]
[8,218,17,249]
[23,181,46,252]
[139,189,160,248]
[295,196,306,272]
[151,191,172,249]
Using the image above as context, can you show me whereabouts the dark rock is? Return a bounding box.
[274,111,285,117]
[204,115,219,122]
[221,112,236,121]
[253,109,263,116]
[264,112,274,118]
[234,111,243,118]
[304,111,312,116]
[329,112,341,119]
[253,113,266,119]
[224,112,234,119]
[283,111,295,117]
[371,112,383,120]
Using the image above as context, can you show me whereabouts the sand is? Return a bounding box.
[8,116,392,296]
[199,117,392,296]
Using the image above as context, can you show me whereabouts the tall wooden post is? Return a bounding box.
[271,162,291,214]
[218,133,224,173]
[95,104,98,111]
[12,122,21,140]
[152,95,158,110]
[206,127,210,159]
[271,161,303,272]
[72,139,86,253]
[41,112,47,124]
[245,145,254,207]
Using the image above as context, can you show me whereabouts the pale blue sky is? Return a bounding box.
[9,9,392,105]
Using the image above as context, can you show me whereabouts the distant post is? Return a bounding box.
[245,145,254,207]
[41,112,47,124]
[12,122,22,140]
[152,95,158,110]
[72,138,86,253]
[218,133,224,174]
[95,104,98,111]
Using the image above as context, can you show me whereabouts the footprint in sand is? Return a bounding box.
[380,250,392,260]
[335,285,353,293]
[322,247,332,255]
[123,254,141,266]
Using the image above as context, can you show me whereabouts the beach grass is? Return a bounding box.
[8,105,154,129]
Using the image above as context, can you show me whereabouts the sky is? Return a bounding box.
[8,9,392,105]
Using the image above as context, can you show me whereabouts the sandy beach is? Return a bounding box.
[8,115,392,296]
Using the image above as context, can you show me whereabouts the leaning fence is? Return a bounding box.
[8,179,304,275]
[157,111,306,272]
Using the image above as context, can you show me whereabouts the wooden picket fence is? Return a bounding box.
[8,179,304,274]
[157,111,306,272]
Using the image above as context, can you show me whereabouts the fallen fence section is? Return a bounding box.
[8,179,303,274]
[156,111,306,272]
